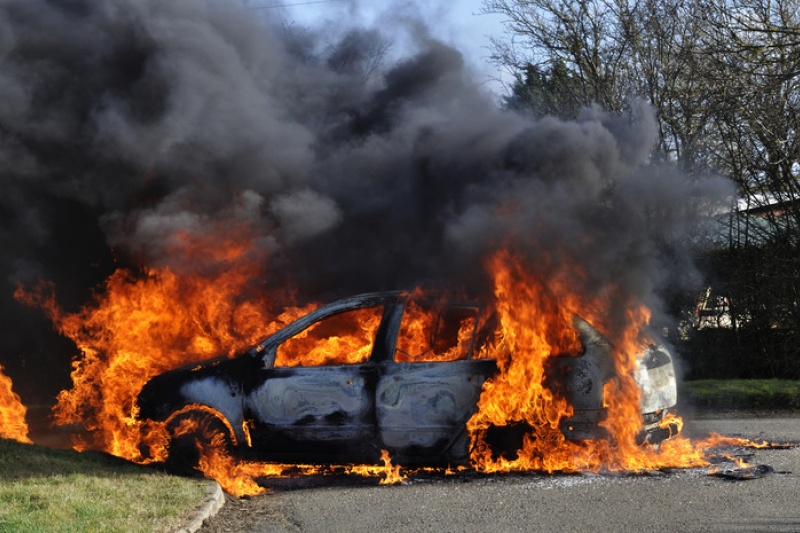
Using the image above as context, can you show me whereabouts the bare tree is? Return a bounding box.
[326,29,392,85]
[625,0,722,174]
[700,1,800,374]
[483,0,722,175]
[486,0,800,377]
[482,0,635,114]
[702,0,800,242]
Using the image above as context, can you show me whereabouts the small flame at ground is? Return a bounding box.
[0,364,32,444]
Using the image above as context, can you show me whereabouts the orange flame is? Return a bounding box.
[0,364,32,444]
[168,405,405,495]
[15,229,785,495]
[196,436,286,496]
[345,449,406,485]
[468,250,579,459]
[377,449,406,485]
[13,222,292,461]
[395,293,476,362]
[275,306,382,367]
[467,249,709,473]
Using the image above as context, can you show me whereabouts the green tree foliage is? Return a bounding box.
[504,61,584,118]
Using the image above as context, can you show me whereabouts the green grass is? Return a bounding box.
[680,379,800,410]
[0,439,209,533]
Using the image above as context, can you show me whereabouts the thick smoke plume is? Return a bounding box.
[0,0,731,401]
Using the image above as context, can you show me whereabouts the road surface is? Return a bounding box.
[200,414,800,533]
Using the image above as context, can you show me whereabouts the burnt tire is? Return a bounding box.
[164,408,235,476]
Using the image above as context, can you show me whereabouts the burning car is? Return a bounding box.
[136,291,678,469]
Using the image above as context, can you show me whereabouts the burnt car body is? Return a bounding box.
[136,291,678,466]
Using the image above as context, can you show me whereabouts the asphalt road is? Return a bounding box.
[200,415,800,533]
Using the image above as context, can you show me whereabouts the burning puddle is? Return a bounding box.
[229,438,791,496]
[193,438,792,496]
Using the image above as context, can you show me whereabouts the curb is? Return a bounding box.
[174,481,226,533]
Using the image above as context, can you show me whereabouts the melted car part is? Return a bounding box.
[636,345,678,413]
[549,317,617,440]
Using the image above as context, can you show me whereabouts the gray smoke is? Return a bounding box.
[0,0,732,399]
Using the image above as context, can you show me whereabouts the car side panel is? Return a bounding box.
[243,365,377,460]
[376,359,497,459]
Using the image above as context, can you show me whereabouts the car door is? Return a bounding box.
[376,300,497,463]
[243,299,388,461]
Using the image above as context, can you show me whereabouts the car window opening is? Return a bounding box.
[396,301,480,362]
[274,305,384,367]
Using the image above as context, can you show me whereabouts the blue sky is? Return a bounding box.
[257,0,510,96]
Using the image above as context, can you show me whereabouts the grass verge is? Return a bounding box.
[0,438,209,533]
[680,379,800,411]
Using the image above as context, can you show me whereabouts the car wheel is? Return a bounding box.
[164,406,235,475]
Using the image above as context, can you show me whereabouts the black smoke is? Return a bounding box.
[0,0,731,402]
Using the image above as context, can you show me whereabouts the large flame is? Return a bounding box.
[0,364,32,444]
[275,306,383,367]
[14,223,291,461]
[13,230,776,495]
[468,249,707,472]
